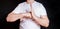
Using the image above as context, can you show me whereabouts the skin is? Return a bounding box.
[6,12,31,22]
[26,0,35,4]
[6,0,49,27]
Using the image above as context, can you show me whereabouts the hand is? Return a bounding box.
[22,12,32,18]
[20,12,32,21]
[30,3,37,19]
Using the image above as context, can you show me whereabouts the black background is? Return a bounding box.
[0,0,60,29]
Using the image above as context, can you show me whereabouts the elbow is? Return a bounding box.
[6,17,15,22]
[45,19,49,27]
[6,18,11,22]
[41,19,49,27]
[6,19,15,22]
[6,17,10,22]
[45,23,49,27]
[6,19,12,22]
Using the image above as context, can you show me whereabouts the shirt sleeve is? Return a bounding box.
[39,3,47,16]
[12,4,25,14]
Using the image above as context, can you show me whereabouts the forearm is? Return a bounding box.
[33,16,49,27]
[6,13,23,22]
[6,16,19,22]
[6,12,32,22]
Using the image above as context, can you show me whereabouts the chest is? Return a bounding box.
[21,4,41,17]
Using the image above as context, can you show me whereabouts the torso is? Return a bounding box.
[12,1,46,29]
[20,1,41,29]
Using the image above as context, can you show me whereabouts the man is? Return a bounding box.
[6,0,49,29]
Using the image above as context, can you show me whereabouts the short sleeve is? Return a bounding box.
[12,4,25,14]
[39,3,47,16]
[32,3,47,17]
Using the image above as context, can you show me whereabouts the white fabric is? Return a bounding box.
[12,1,47,29]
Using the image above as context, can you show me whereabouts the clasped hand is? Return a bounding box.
[20,3,36,21]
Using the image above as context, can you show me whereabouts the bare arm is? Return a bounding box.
[31,7,49,27]
[32,15,49,27]
[30,3,49,27]
[6,12,23,22]
[6,12,32,22]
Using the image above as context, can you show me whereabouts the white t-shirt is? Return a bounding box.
[12,1,47,29]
